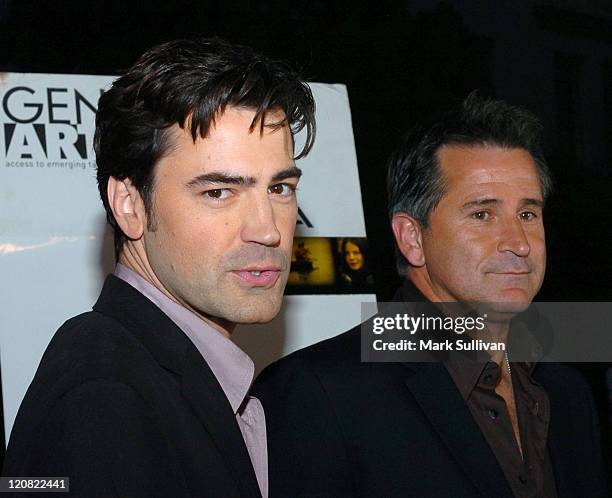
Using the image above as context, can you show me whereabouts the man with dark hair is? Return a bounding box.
[3,37,315,498]
[255,94,607,497]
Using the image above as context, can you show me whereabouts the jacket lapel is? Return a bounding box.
[403,362,514,498]
[94,275,261,498]
[180,351,262,498]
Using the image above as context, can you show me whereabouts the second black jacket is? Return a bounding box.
[255,284,607,498]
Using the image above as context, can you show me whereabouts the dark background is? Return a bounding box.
[2,0,611,477]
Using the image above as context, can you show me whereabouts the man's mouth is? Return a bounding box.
[488,268,531,275]
[233,267,282,287]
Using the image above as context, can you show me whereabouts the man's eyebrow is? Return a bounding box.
[185,166,302,189]
[461,197,544,210]
[461,198,500,211]
[520,197,544,208]
[271,166,302,182]
[185,172,256,188]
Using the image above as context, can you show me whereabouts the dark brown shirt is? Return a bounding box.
[445,358,558,498]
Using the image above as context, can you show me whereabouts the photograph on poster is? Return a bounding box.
[287,237,375,294]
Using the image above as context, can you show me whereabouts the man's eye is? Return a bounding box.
[471,210,491,221]
[268,183,296,196]
[203,188,231,200]
[520,211,537,221]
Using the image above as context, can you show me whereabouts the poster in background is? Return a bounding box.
[0,73,376,444]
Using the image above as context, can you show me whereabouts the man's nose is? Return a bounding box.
[241,195,282,247]
[497,217,530,257]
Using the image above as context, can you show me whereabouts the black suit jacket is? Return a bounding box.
[254,284,608,498]
[2,275,262,498]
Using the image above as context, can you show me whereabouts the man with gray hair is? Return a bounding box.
[255,94,607,497]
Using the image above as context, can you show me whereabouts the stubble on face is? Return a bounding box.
[138,108,299,332]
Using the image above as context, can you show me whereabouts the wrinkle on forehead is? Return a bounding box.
[437,145,542,200]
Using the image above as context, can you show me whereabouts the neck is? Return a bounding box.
[484,320,510,365]
[406,270,510,365]
[406,270,442,303]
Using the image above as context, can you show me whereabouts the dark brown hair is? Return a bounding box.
[95,37,316,257]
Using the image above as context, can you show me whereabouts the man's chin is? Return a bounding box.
[233,311,281,324]
[474,290,533,321]
[228,296,284,324]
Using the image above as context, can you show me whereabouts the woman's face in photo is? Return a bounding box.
[345,241,364,271]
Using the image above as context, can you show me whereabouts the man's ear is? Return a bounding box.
[107,177,146,241]
[391,212,426,267]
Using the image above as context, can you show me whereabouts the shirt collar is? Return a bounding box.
[445,351,537,401]
[114,263,254,414]
[445,356,491,400]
